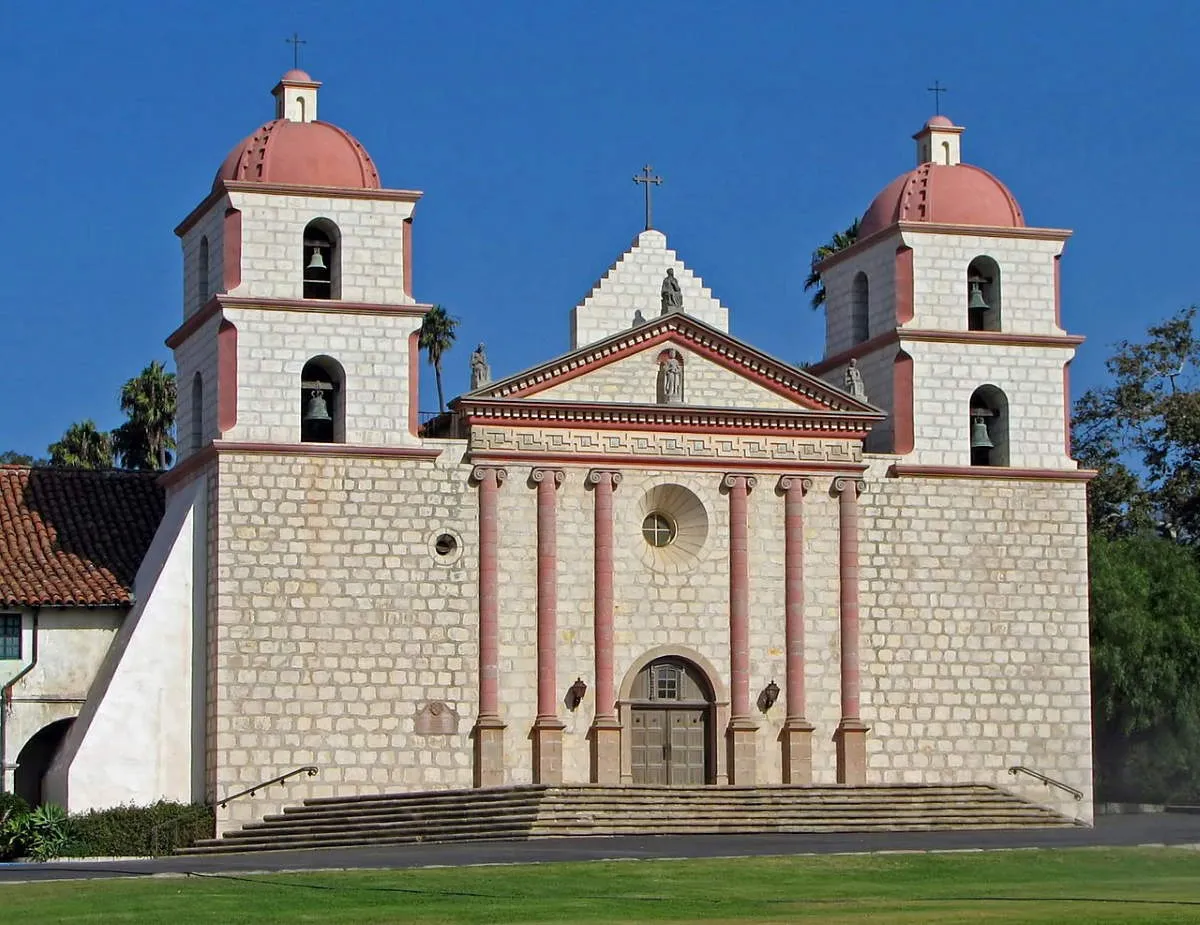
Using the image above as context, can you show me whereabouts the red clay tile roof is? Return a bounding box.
[0,466,165,607]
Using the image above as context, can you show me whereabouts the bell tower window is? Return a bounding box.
[969,385,1009,466]
[198,236,210,306]
[300,356,345,443]
[967,257,1002,331]
[191,373,204,451]
[302,219,340,300]
[850,272,870,344]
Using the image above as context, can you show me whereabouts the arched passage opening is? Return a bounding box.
[15,718,75,807]
[625,656,716,785]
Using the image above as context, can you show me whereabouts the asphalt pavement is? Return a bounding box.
[2,813,1199,883]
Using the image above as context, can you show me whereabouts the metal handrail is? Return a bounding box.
[218,765,319,809]
[1009,765,1083,801]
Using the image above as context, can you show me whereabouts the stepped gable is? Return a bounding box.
[0,466,165,607]
[570,229,729,348]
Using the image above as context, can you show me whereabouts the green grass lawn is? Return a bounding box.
[3,847,1200,924]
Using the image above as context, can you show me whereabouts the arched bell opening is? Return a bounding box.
[969,384,1009,466]
[966,257,1002,332]
[15,717,75,808]
[197,235,210,306]
[302,219,341,300]
[850,271,870,344]
[191,372,204,451]
[300,356,346,443]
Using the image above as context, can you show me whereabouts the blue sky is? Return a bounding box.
[4,1,1197,457]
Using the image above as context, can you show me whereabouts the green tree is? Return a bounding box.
[48,420,113,469]
[418,305,459,413]
[112,360,177,471]
[803,218,860,311]
[0,451,37,466]
[1073,306,1200,540]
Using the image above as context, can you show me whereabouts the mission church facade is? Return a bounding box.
[21,71,1091,830]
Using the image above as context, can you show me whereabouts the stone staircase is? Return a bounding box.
[179,783,1080,855]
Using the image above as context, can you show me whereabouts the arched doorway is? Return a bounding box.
[15,718,75,807]
[628,658,715,785]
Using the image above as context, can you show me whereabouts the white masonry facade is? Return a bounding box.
[45,75,1093,832]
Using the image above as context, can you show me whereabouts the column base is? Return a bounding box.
[835,719,869,785]
[531,717,567,784]
[589,717,622,784]
[472,716,507,788]
[780,719,815,784]
[725,717,759,785]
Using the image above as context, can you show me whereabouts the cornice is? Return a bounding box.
[807,328,1083,376]
[887,464,1096,482]
[469,451,868,475]
[175,180,423,237]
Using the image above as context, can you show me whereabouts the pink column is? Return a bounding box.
[723,473,758,784]
[587,469,622,783]
[834,476,868,785]
[778,475,814,783]
[471,465,507,787]
[533,468,565,721]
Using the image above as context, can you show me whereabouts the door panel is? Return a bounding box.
[669,709,707,785]
[631,709,667,785]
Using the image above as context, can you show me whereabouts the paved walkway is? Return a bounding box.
[2,813,1199,883]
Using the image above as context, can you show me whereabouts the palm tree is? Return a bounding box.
[803,218,861,310]
[419,305,459,412]
[113,360,177,470]
[48,420,113,469]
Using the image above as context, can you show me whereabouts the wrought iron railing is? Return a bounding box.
[1008,765,1083,801]
[218,765,319,809]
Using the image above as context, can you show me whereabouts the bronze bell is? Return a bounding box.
[970,415,994,449]
[968,280,989,312]
[306,248,327,271]
[303,390,331,423]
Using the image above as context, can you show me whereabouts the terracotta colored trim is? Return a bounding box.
[211,440,443,460]
[407,331,420,438]
[1054,253,1063,330]
[834,478,864,722]
[902,328,1084,349]
[222,207,242,292]
[473,467,506,720]
[725,474,754,720]
[159,445,217,489]
[778,475,810,724]
[217,295,432,317]
[533,468,564,721]
[469,451,867,474]
[887,464,1096,481]
[894,245,914,325]
[217,320,238,434]
[1063,362,1073,458]
[166,299,221,349]
[807,331,899,376]
[817,222,1073,274]
[462,405,880,435]
[588,470,621,721]
[402,218,414,298]
[893,351,914,455]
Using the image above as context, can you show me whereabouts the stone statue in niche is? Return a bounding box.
[470,343,491,390]
[660,350,684,404]
[844,358,867,401]
[414,700,459,735]
[660,268,683,315]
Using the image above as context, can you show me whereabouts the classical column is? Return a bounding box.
[586,469,622,783]
[531,467,566,783]
[778,475,814,783]
[834,477,869,785]
[471,465,507,787]
[723,473,758,784]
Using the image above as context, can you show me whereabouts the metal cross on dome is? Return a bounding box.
[286,32,307,70]
[927,80,948,115]
[633,165,663,231]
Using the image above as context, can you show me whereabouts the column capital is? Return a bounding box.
[833,476,866,497]
[777,474,814,495]
[721,473,758,492]
[530,467,565,488]
[586,469,623,489]
[471,465,508,486]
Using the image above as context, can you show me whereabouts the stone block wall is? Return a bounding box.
[821,234,899,357]
[225,191,415,306]
[571,230,729,349]
[179,201,227,320]
[219,305,421,446]
[173,311,223,463]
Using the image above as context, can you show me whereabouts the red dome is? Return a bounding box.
[213,119,381,191]
[859,163,1024,237]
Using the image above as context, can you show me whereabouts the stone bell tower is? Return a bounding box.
[810,114,1082,471]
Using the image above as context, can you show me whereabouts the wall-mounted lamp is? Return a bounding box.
[757,680,780,713]
[566,677,588,711]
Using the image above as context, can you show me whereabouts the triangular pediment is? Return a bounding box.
[461,313,880,419]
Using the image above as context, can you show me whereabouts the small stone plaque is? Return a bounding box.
[414,701,459,735]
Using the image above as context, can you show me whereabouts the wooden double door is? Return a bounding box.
[630,706,709,785]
